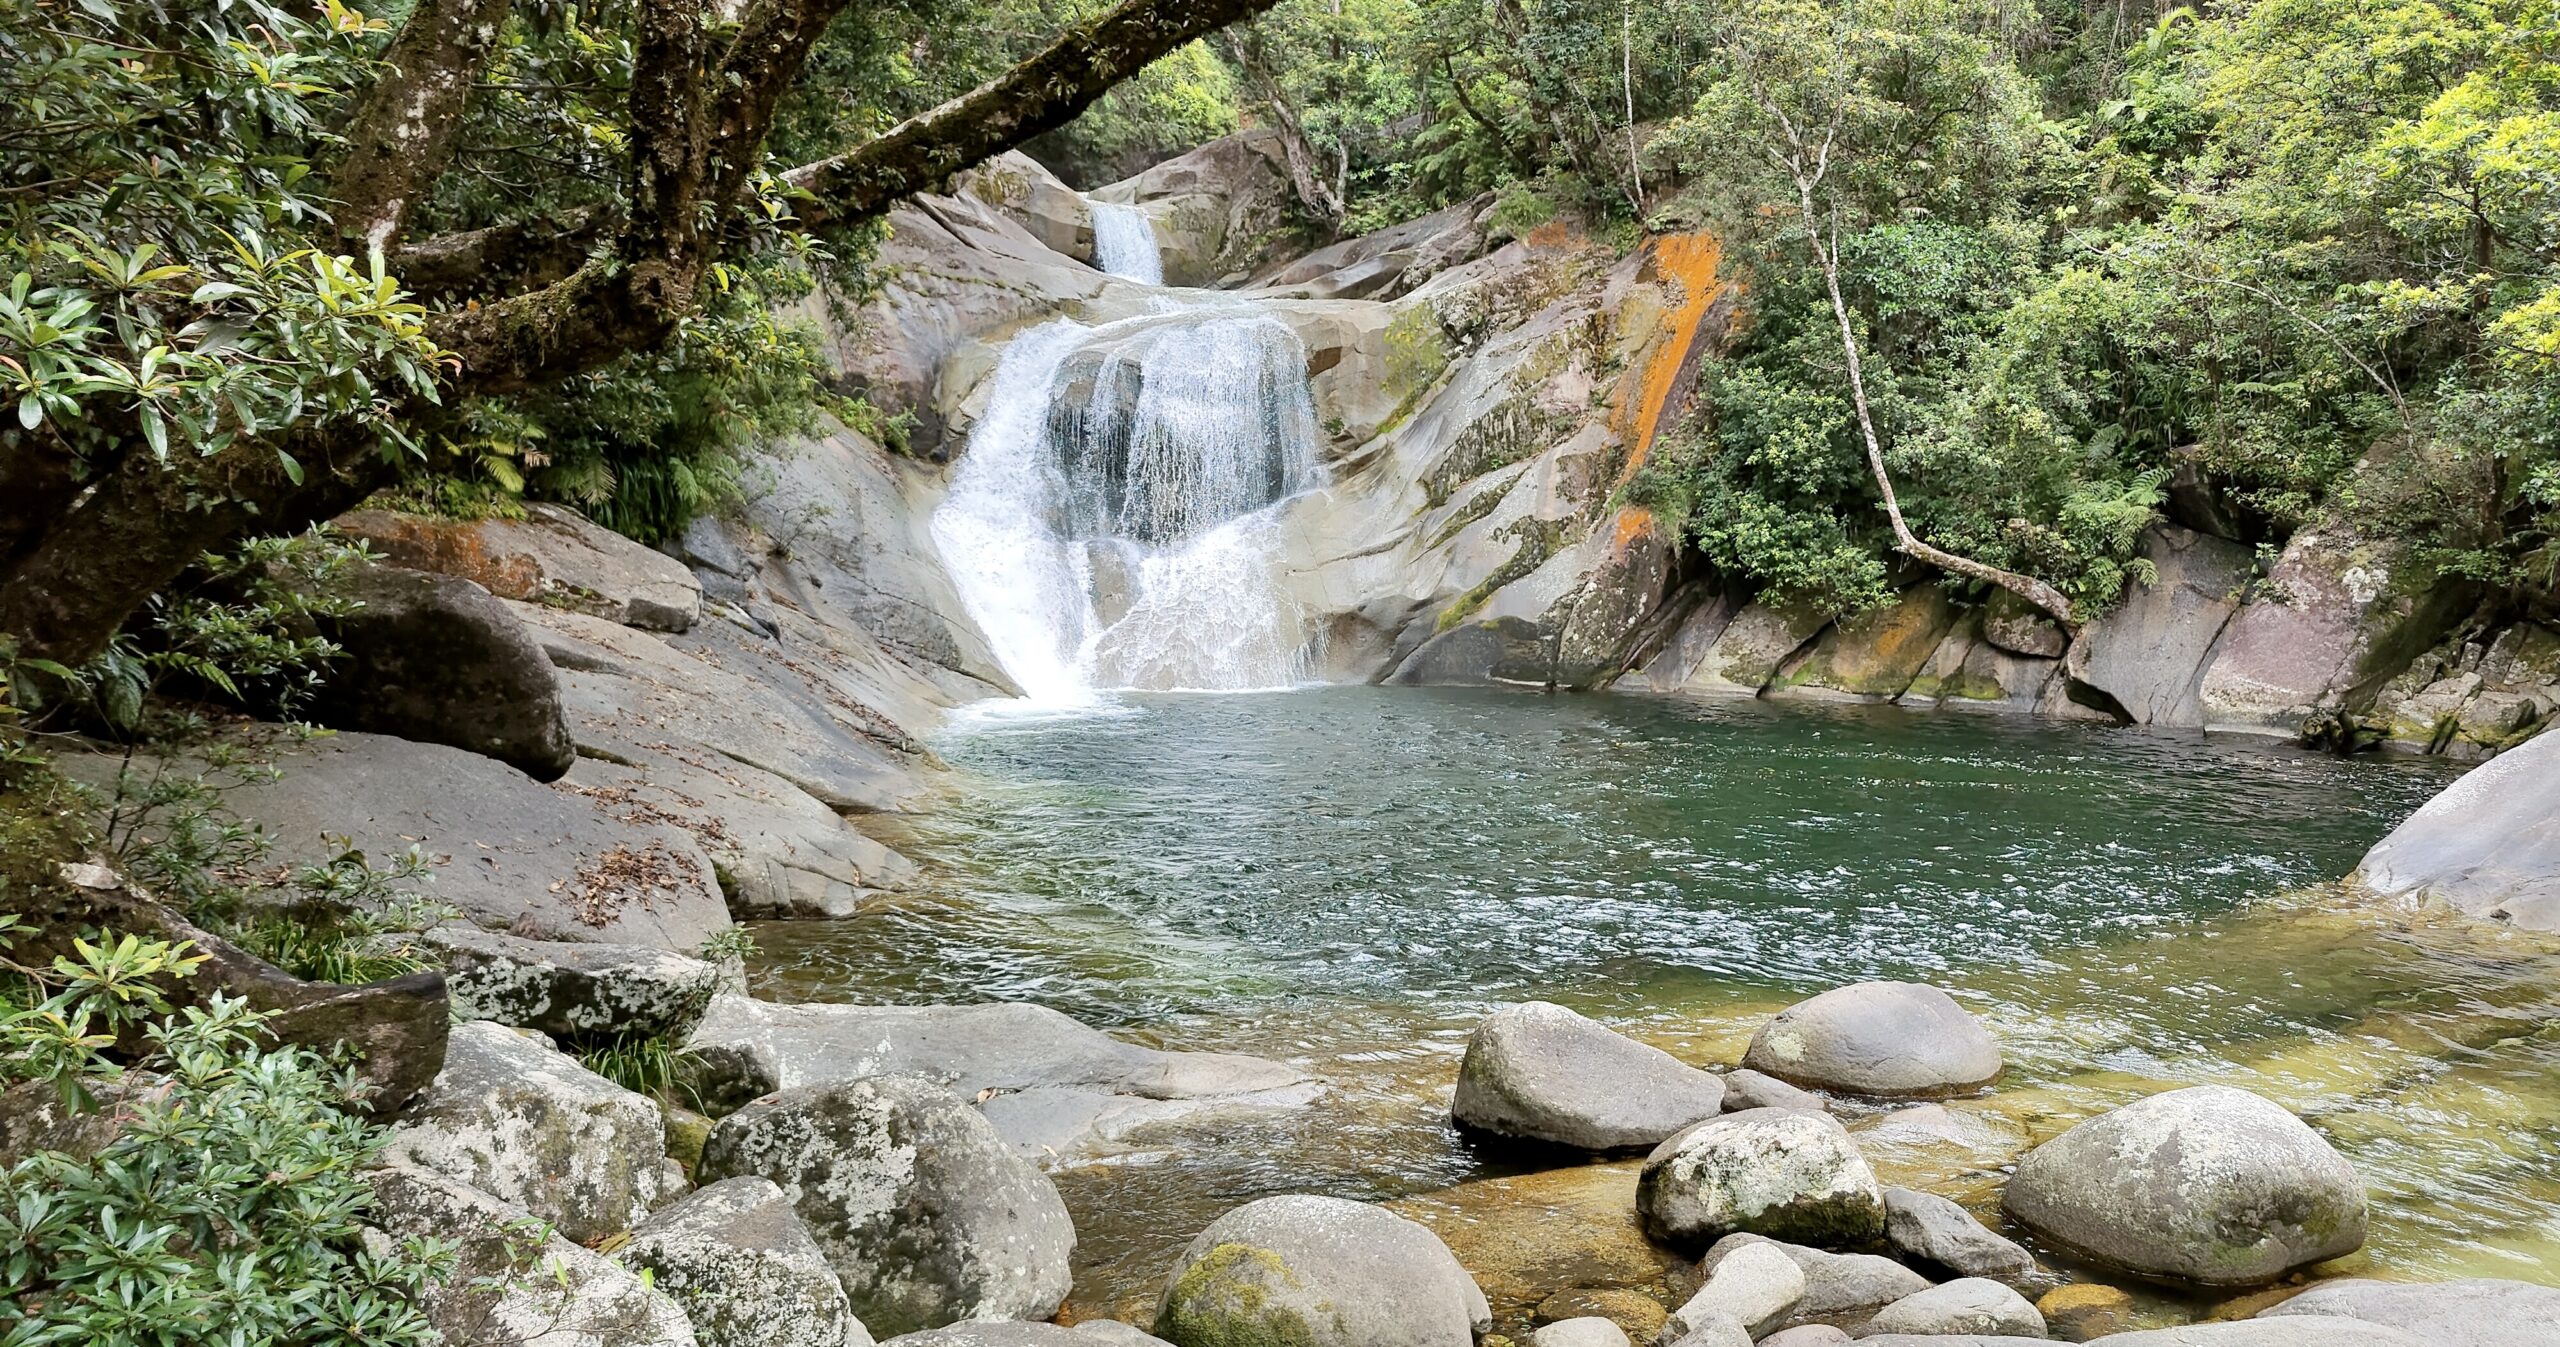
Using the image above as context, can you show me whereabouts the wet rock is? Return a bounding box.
[303,561,576,780]
[1719,1068,1826,1114]
[341,503,703,632]
[382,1020,674,1243]
[2076,1320,2425,1345]
[2259,1276,2560,1347]
[1090,128,1311,287]
[624,1176,876,1347]
[2199,525,2466,735]
[1694,1234,1928,1336]
[880,1328,1176,1347]
[1394,1164,1680,1331]
[1155,1194,1489,1347]
[1534,1289,1668,1343]
[2349,725,2560,931]
[369,1164,698,1347]
[2066,525,2254,726]
[1529,1318,1630,1347]
[1883,1186,2034,1282]
[1742,982,2003,1098]
[697,1074,1074,1336]
[2001,1084,2368,1287]
[1659,1240,1803,1340]
[1637,1109,1885,1248]
[1865,1278,2045,1337]
[683,997,1316,1157]
[1755,1329,1851,1347]
[1770,587,1958,702]
[1451,1001,1726,1151]
[1670,600,1828,697]
[431,928,728,1041]
[2037,1283,2135,1341]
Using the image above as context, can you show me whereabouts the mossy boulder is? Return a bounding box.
[2001,1085,2368,1288]
[1155,1195,1488,1347]
[1636,1110,1886,1250]
[624,1176,877,1347]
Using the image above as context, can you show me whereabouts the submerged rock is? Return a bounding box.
[1863,1278,2045,1338]
[683,996,1316,1158]
[2001,1084,2368,1287]
[1742,982,2003,1098]
[2259,1276,2560,1347]
[623,1176,876,1347]
[1155,1194,1489,1347]
[382,1020,674,1243]
[1637,1109,1885,1249]
[1451,1001,1726,1151]
[431,928,728,1041]
[2036,1283,2135,1340]
[1881,1186,2035,1282]
[697,1074,1074,1336]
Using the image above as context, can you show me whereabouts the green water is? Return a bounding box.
[749,687,2560,1324]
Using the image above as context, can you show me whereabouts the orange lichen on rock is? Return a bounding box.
[1612,505,1658,555]
[1619,232,1736,482]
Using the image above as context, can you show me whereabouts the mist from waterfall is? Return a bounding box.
[1090,201,1164,285]
[932,239,1330,700]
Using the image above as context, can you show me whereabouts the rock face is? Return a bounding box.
[1450,1001,1726,1151]
[2198,525,2464,734]
[304,561,576,780]
[2001,1085,2368,1287]
[1091,128,1312,287]
[371,1163,699,1347]
[342,503,704,632]
[1154,1195,1489,1347]
[624,1176,877,1347]
[382,1020,675,1243]
[2259,1277,2560,1347]
[1881,1186,2034,1282]
[1862,1279,2044,1338]
[2066,525,2254,725]
[696,1075,1075,1337]
[432,928,729,1040]
[2348,725,2560,931]
[682,997,1316,1157]
[1637,1108,1885,1248]
[1741,982,2003,1098]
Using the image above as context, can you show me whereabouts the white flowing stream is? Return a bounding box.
[932,199,1328,700]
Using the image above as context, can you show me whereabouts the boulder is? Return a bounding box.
[2037,1283,2135,1341]
[2348,726,2560,931]
[1658,1240,1804,1340]
[1155,1194,1489,1347]
[2001,1085,2368,1287]
[879,1328,1176,1347]
[2073,1321,2425,1345]
[1090,128,1311,287]
[2066,525,2254,726]
[1670,600,1827,697]
[1863,1279,2045,1338]
[682,997,1316,1157]
[382,1020,675,1243]
[431,928,728,1041]
[624,1176,877,1347]
[1694,1234,1928,1336]
[1882,1186,2034,1282]
[303,561,576,780]
[1770,587,1958,702]
[957,152,1093,261]
[1756,1329,1851,1347]
[0,1074,165,1167]
[1983,590,2068,659]
[1658,1317,1749,1347]
[697,1075,1075,1336]
[1637,1109,1885,1249]
[1450,1001,1726,1151]
[1719,1068,1826,1114]
[2258,1277,2560,1347]
[341,503,703,632]
[1531,1319,1632,1347]
[370,1164,698,1347]
[2199,525,2466,734]
[1741,982,2003,1099]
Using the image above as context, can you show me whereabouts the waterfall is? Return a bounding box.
[1090,201,1164,284]
[932,310,1328,700]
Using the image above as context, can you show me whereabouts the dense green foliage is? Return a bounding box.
[0,921,448,1347]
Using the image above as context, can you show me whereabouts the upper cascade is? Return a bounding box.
[1090,200,1164,286]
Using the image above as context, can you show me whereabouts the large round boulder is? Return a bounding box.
[2000,1085,2367,1287]
[698,1074,1074,1337]
[1637,1108,1885,1249]
[1742,983,2001,1098]
[622,1175,876,1347]
[1450,1001,1726,1151]
[1154,1195,1489,1347]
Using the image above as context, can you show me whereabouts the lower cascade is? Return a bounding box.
[932,215,1329,699]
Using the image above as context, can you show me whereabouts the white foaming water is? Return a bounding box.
[1090,201,1164,284]
[932,308,1328,701]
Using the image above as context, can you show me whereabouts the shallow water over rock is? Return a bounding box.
[748,688,2560,1328]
